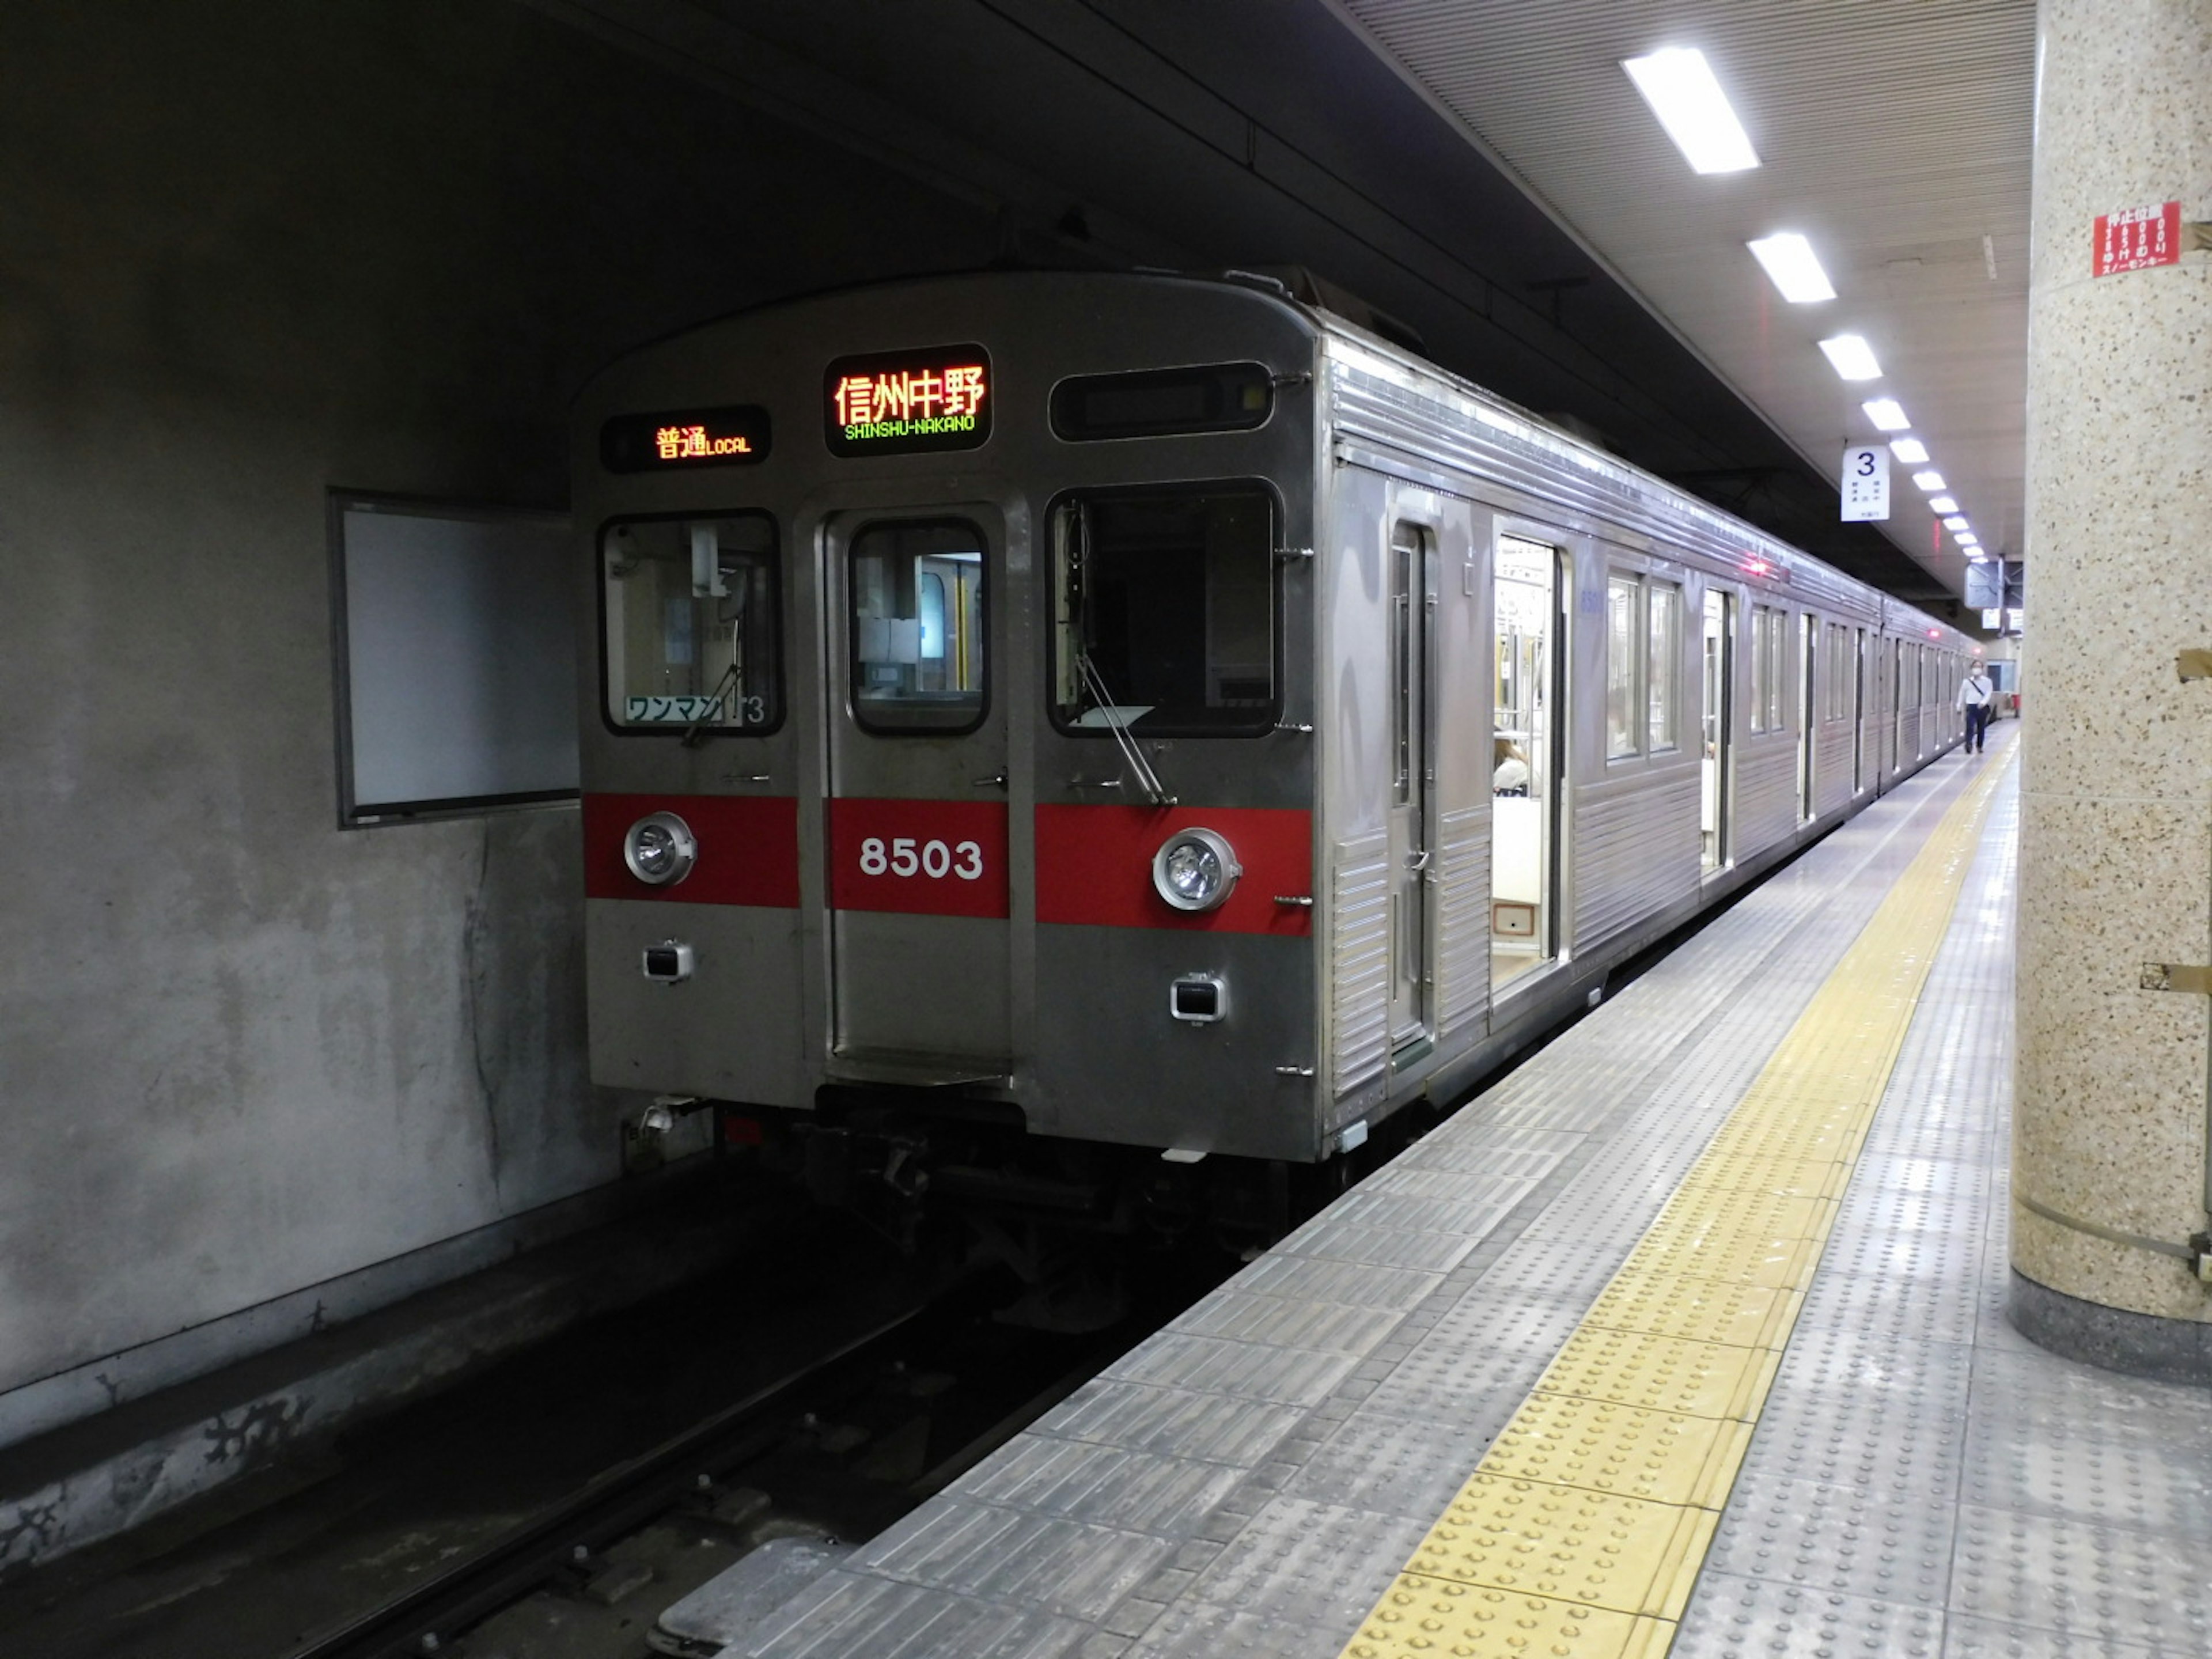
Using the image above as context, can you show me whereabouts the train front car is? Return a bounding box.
[574,272,1329,1238]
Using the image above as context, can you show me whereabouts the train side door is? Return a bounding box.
[1385,520,1434,1050]
[1491,535,1559,986]
[1798,613,1816,821]
[1852,627,1867,792]
[1700,589,1732,872]
[820,509,1012,1081]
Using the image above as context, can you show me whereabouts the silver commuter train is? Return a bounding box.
[574,270,1973,1222]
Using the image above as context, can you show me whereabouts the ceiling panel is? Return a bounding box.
[1332,0,2034,597]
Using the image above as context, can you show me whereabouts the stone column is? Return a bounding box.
[2011,0,2212,1377]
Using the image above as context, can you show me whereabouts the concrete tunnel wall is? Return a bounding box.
[0,0,997,1439]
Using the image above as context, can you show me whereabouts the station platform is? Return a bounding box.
[678,722,2212,1659]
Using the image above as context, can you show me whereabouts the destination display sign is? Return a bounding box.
[825,345,991,457]
[601,406,771,473]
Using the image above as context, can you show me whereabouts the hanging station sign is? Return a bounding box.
[825,345,991,457]
[601,406,771,472]
[2092,203,2181,277]
[1840,442,1890,522]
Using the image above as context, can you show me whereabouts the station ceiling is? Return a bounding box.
[531,0,2033,619]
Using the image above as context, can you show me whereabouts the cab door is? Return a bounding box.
[821,507,1012,1082]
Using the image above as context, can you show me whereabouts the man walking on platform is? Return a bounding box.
[1956,662,1995,753]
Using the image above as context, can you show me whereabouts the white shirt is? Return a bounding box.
[1957,673,1994,710]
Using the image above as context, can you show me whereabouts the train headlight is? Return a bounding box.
[623,812,698,887]
[1152,828,1242,913]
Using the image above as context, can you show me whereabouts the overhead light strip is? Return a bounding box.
[1817,334,1882,380]
[1623,48,1760,174]
[1748,233,1836,303]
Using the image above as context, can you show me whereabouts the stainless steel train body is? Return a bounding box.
[574,271,1973,1180]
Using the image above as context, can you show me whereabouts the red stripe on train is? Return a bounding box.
[581,793,800,907]
[1035,805,1312,935]
[828,798,1010,919]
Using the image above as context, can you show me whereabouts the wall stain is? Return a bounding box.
[201,1397,308,1466]
[463,817,504,1200]
[0,1493,66,1572]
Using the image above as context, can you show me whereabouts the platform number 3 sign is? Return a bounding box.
[1840,444,1889,523]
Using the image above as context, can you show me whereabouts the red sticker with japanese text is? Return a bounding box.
[2093,202,2181,277]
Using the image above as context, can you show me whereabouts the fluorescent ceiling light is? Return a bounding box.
[1817,334,1882,380]
[1623,49,1760,174]
[1912,470,1946,491]
[1889,438,1930,464]
[1862,398,1911,431]
[1929,495,1960,514]
[1748,233,1836,302]
[1944,515,1970,531]
[1959,536,1982,549]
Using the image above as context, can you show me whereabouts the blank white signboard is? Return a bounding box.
[338,501,577,821]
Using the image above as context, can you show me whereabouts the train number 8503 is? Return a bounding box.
[858,836,985,881]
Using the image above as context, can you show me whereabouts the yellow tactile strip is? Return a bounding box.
[1341,755,2012,1659]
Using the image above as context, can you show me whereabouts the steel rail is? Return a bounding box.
[279,1287,974,1659]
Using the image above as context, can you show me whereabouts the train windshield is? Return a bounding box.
[601,514,780,733]
[1052,487,1276,736]
[849,519,987,733]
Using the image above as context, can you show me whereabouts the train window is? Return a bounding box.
[601,515,781,734]
[1049,363,1274,441]
[1051,487,1276,736]
[1647,583,1680,751]
[849,520,987,733]
[1605,575,1640,758]
[1766,609,1789,730]
[1748,605,1793,734]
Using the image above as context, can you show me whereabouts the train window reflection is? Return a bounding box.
[850,520,986,733]
[1605,575,1639,757]
[1052,487,1276,736]
[602,514,780,734]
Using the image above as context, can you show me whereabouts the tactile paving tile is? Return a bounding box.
[1406,1118,1586,1158]
[736,1570,1094,1659]
[1478,1389,1753,1508]
[1269,1215,1494,1273]
[1419,1293,1587,1362]
[1166,1293,1406,1357]
[1832,1171,1988,1238]
[1581,1271,1802,1351]
[1286,1409,1507,1517]
[1101,1334,1361,1408]
[952,1439,1249,1537]
[1406,1472,1717,1618]
[1230,1253,1442,1312]
[1318,1187,1533,1237]
[1031,1380,1307,1467]
[1623,1198,1832,1290]
[1959,1347,2212,1531]
[1354,1331,1563,1431]
[1795,1264,1982,1347]
[1948,1505,2212,1652]
[1535,1323,1782,1421]
[855,1505,1180,1622]
[1940,1612,2169,1658]
[1356,1164,1547,1207]
[1691,1152,1853,1200]
[1699,1469,1957,1607]
[1768,1325,1975,1406]
[1164,1495,1433,1636]
[1341,1573,1670,1659]
[1670,1570,1945,1659]
[1735,1377,1967,1503]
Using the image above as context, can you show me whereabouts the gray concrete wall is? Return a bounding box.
[0,0,995,1426]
